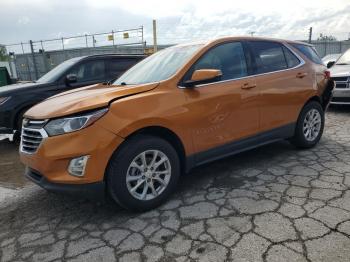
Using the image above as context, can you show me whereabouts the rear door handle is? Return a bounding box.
[296,72,308,78]
[241,83,257,89]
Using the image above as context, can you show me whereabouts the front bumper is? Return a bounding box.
[26,168,105,200]
[330,88,350,104]
[20,122,124,193]
[0,127,13,134]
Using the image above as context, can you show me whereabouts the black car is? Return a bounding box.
[0,54,145,136]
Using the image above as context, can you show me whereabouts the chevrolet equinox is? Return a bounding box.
[20,37,334,211]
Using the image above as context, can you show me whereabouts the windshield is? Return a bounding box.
[36,58,80,83]
[113,44,203,85]
[336,49,350,65]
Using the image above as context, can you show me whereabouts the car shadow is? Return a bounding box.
[1,139,301,220]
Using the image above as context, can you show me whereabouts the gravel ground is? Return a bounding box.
[0,107,350,262]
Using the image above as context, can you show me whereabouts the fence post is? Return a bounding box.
[29,40,39,80]
[21,42,32,81]
[40,40,49,74]
[141,26,145,54]
[61,38,65,50]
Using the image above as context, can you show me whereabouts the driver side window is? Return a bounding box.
[68,60,106,83]
[185,42,248,82]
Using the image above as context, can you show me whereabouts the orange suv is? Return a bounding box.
[20,37,334,211]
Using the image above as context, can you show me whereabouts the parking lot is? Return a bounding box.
[0,107,349,262]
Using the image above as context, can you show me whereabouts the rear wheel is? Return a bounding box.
[106,135,180,211]
[290,101,324,148]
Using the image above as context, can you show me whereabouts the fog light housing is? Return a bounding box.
[68,155,90,177]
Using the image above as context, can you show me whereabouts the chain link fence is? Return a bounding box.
[4,27,350,81]
[5,27,146,81]
[311,40,350,58]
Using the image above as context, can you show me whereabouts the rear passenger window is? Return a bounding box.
[291,44,323,65]
[249,41,288,74]
[107,59,138,79]
[68,60,106,82]
[189,42,248,81]
[283,46,300,68]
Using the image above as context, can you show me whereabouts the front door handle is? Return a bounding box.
[241,83,257,89]
[296,72,308,78]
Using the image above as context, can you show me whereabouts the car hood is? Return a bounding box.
[0,81,44,96]
[25,82,159,119]
[329,65,350,77]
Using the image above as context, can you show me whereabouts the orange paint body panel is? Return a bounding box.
[19,36,331,190]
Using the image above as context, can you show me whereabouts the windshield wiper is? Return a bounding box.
[120,82,127,86]
[335,63,350,65]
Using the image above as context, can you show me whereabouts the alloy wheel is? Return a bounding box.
[126,150,171,201]
[303,109,322,142]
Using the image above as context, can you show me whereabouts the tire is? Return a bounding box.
[106,135,181,212]
[290,101,324,148]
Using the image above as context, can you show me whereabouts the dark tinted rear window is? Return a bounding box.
[248,41,288,74]
[283,46,300,68]
[291,43,323,65]
[107,58,141,78]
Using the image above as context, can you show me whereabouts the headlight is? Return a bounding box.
[44,108,108,136]
[0,97,10,105]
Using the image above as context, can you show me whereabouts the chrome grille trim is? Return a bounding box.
[20,120,48,154]
[332,76,350,89]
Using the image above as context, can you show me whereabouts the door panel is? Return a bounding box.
[181,41,259,154]
[256,67,313,132]
[247,41,313,132]
[184,78,259,153]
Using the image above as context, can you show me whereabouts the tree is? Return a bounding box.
[317,33,337,41]
[0,45,9,61]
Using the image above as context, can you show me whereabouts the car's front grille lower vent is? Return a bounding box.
[332,77,350,89]
[21,119,48,154]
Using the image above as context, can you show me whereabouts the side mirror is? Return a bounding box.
[327,61,335,68]
[65,74,78,85]
[183,69,222,88]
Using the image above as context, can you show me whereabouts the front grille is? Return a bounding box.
[21,119,48,154]
[332,76,349,82]
[332,97,350,103]
[332,76,350,89]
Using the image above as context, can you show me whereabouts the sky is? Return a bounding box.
[1,0,350,52]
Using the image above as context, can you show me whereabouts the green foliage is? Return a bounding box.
[317,34,337,41]
[0,46,9,61]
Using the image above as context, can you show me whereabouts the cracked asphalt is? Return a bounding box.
[0,106,350,262]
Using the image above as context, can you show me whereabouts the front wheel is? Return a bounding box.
[106,135,180,211]
[290,101,324,148]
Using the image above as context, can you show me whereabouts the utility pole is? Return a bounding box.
[153,19,158,53]
[308,27,313,43]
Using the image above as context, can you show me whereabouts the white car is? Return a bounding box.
[322,53,341,67]
[328,49,350,104]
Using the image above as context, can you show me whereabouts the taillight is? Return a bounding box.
[324,70,331,79]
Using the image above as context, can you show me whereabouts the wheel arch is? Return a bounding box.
[107,126,188,179]
[13,104,35,130]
